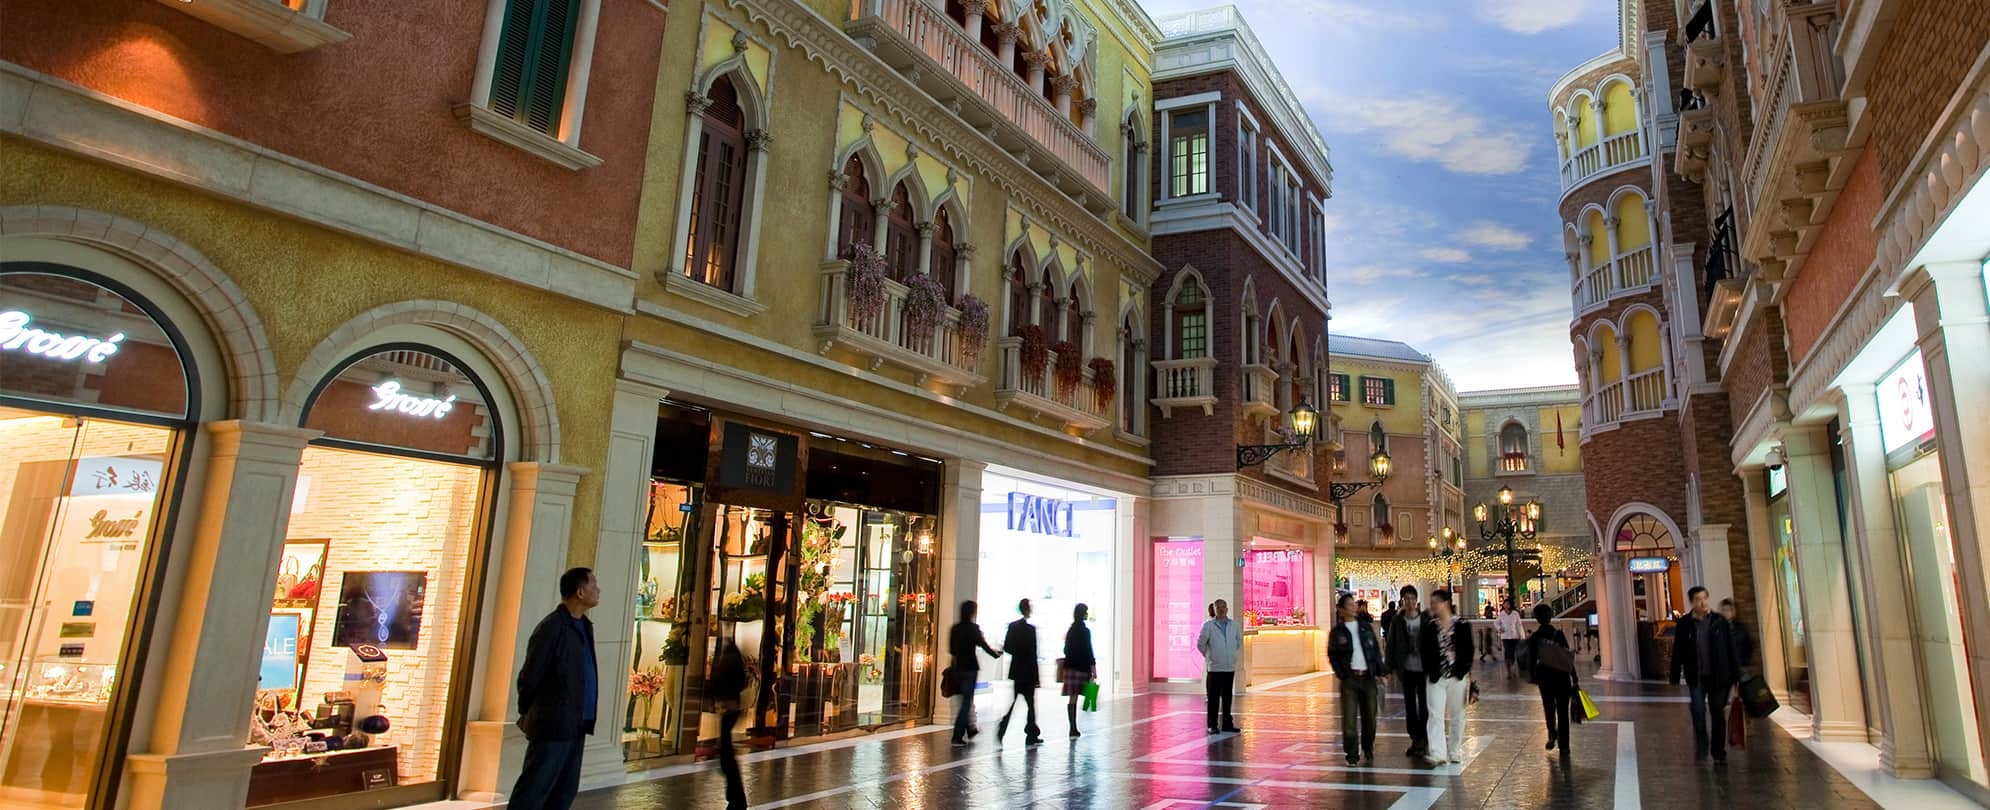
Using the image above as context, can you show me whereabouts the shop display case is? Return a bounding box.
[626,480,698,761]
[22,659,115,705]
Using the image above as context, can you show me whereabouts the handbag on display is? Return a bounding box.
[1577,689,1600,720]
[1738,674,1779,718]
[273,558,299,600]
[1727,695,1747,748]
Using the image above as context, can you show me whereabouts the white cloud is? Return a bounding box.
[1458,221,1534,251]
[1445,273,1501,288]
[1324,96,1530,175]
[1419,247,1473,263]
[1341,264,1428,284]
[1474,0,1588,34]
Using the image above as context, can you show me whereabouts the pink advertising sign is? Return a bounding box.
[1152,539,1205,679]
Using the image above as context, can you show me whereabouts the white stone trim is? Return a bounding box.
[453,103,604,170]
[0,206,283,423]
[154,0,350,54]
[1156,91,1222,111]
[1148,201,1330,314]
[464,0,606,167]
[661,271,770,317]
[0,64,639,312]
[281,301,563,464]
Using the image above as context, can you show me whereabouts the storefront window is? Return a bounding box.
[788,502,937,735]
[978,472,1117,694]
[1151,539,1203,680]
[626,480,701,761]
[1241,547,1313,627]
[1891,433,1986,786]
[246,347,498,806]
[1,268,192,810]
[1765,480,1809,709]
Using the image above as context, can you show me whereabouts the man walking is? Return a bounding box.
[1498,602,1525,678]
[1419,589,1475,766]
[510,567,602,810]
[1329,594,1389,764]
[997,598,1043,745]
[708,639,749,809]
[1196,598,1244,734]
[1670,586,1742,763]
[1384,584,1430,759]
[1379,600,1398,646]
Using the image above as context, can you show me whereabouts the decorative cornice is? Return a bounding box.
[722,0,1161,284]
[744,128,774,152]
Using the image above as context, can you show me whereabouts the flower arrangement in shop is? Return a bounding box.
[1052,341,1083,397]
[630,668,668,698]
[858,653,884,685]
[903,273,949,337]
[1241,608,1261,628]
[1019,324,1050,381]
[822,591,856,632]
[1087,357,1116,412]
[846,242,889,321]
[660,622,690,665]
[723,573,767,621]
[957,295,991,362]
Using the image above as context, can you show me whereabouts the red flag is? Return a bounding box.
[1556,412,1566,451]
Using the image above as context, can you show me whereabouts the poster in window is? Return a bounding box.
[260,611,304,691]
[333,571,428,650]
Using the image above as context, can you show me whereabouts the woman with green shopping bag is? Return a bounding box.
[1060,603,1097,738]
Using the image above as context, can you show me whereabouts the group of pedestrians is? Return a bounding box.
[946,598,1098,747]
[1329,587,1483,767]
[1670,587,1755,764]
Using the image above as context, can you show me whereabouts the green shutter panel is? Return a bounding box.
[489,0,539,123]
[1383,378,1396,405]
[524,0,581,136]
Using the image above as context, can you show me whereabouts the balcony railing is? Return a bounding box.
[1241,363,1279,421]
[1562,130,1647,189]
[847,0,1111,196]
[1499,452,1530,473]
[814,260,986,389]
[1574,244,1657,310]
[993,337,1111,431]
[1151,357,1218,417]
[1587,367,1670,425]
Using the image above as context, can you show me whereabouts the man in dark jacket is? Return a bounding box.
[1670,586,1742,763]
[709,640,749,809]
[997,599,1042,745]
[1329,593,1390,764]
[1418,589,1475,766]
[948,600,1002,747]
[1384,585,1430,759]
[510,567,601,810]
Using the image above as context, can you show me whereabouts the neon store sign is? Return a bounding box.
[368,380,457,420]
[0,310,125,364]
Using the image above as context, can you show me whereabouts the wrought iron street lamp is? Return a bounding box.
[1427,527,1465,594]
[1475,485,1542,607]
[1327,447,1392,505]
[1236,401,1320,468]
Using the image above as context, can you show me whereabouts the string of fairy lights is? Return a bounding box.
[1334,543,1594,586]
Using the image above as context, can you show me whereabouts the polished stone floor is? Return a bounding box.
[515,658,1910,809]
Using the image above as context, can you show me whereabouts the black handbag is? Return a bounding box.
[940,666,959,698]
[1738,674,1778,718]
[1537,639,1575,673]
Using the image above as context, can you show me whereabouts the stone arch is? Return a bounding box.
[695,55,769,132]
[281,301,562,464]
[1606,505,1683,553]
[930,185,968,230]
[1596,75,1639,137]
[0,205,281,423]
[881,161,933,219]
[1566,90,1599,147]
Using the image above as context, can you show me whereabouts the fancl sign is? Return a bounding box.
[368,380,457,420]
[0,310,124,364]
[1006,492,1074,537]
[1627,556,1670,574]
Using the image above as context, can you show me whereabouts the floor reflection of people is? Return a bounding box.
[3,701,100,799]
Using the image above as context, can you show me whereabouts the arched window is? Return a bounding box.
[1006,255,1032,336]
[1287,333,1306,406]
[1372,494,1392,530]
[837,155,873,258]
[1120,313,1140,430]
[1065,285,1085,346]
[885,183,917,282]
[1039,273,1058,338]
[930,207,958,298]
[1173,281,1207,359]
[685,76,747,289]
[1500,422,1529,472]
[1122,114,1145,221]
[1369,420,1387,454]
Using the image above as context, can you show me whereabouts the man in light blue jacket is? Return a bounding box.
[1196,598,1244,734]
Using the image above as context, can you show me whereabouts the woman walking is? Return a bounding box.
[948,601,1001,747]
[709,640,749,809]
[1527,603,1578,755]
[1196,598,1244,734]
[1061,603,1096,738]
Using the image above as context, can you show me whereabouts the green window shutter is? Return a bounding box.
[490,0,581,136]
[1382,378,1396,405]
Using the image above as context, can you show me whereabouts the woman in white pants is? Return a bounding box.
[1416,589,1475,765]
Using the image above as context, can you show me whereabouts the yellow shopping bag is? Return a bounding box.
[1577,689,1600,720]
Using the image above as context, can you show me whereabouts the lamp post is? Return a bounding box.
[1427,528,1464,595]
[1474,485,1541,608]
[1237,401,1320,468]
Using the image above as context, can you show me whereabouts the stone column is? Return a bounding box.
[121,421,318,810]
[1690,524,1733,610]
[1602,215,1624,287]
[933,460,986,723]
[1594,550,1637,680]
[1116,493,1150,691]
[1837,384,1934,776]
[1023,51,1049,97]
[1739,470,1791,702]
[961,0,987,40]
[1898,260,1990,765]
[460,461,593,799]
[994,23,1019,67]
[914,221,935,277]
[1052,75,1078,118]
[1781,426,1868,741]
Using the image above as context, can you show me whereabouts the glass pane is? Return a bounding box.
[303,348,496,460]
[0,408,177,808]
[246,446,485,805]
[627,480,699,761]
[2,271,188,419]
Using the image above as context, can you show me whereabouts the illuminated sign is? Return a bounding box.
[1007,492,1074,537]
[1152,540,1205,679]
[368,380,457,419]
[0,310,124,364]
[1627,556,1670,574]
[1877,350,1935,455]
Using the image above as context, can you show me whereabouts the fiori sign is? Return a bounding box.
[0,310,124,364]
[1006,492,1074,537]
[368,380,457,420]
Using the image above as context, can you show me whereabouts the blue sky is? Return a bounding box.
[1139,0,1620,391]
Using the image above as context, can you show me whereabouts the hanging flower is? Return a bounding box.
[1052,340,1083,397]
[1019,325,1050,381]
[1334,522,1349,539]
[845,242,888,321]
[957,294,991,362]
[1087,357,1116,412]
[903,273,949,337]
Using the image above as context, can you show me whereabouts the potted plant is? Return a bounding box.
[724,573,767,621]
[1052,340,1082,398]
[903,273,948,339]
[1334,522,1349,539]
[1376,522,1395,542]
[1019,324,1050,382]
[957,294,990,363]
[1087,357,1116,412]
[629,668,668,733]
[845,242,888,322]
